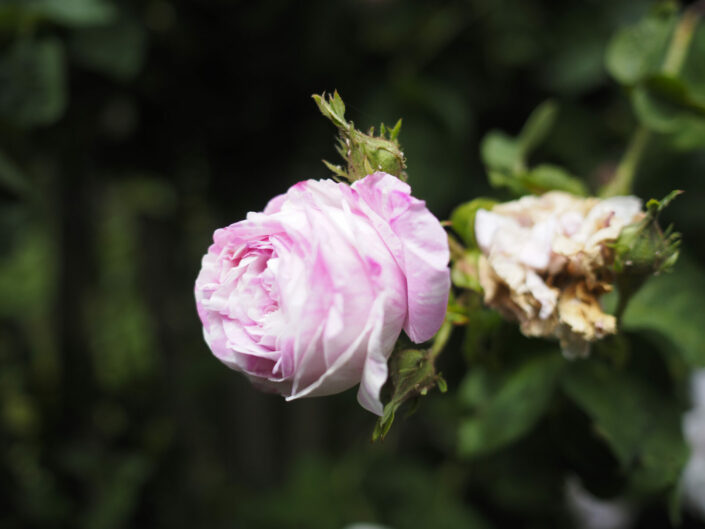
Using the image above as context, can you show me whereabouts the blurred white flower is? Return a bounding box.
[566,477,633,529]
[683,369,705,519]
[475,191,642,357]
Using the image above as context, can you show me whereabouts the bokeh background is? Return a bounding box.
[1,0,704,528]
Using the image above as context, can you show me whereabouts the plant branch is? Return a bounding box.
[601,127,650,197]
[663,0,704,75]
[600,2,704,197]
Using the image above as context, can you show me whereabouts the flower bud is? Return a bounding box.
[612,190,682,277]
[313,91,406,182]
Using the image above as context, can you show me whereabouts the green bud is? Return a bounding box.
[313,91,407,182]
[612,190,682,319]
[613,190,682,276]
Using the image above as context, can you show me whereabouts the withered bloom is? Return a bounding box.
[475,191,643,357]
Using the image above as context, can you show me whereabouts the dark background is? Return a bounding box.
[1,0,705,528]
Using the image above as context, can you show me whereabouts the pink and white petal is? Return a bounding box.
[352,172,450,344]
[288,293,401,403]
[357,293,404,416]
[391,201,450,343]
[263,192,287,214]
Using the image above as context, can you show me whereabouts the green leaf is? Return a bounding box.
[82,453,152,529]
[487,169,525,195]
[329,90,345,119]
[312,91,349,130]
[648,74,705,112]
[450,198,498,248]
[458,368,496,411]
[373,347,444,441]
[632,84,680,132]
[605,7,676,85]
[463,305,503,363]
[517,100,558,156]
[621,256,705,366]
[521,164,589,196]
[481,101,581,197]
[31,0,117,27]
[0,150,30,196]
[458,354,563,458]
[480,131,521,172]
[485,101,558,165]
[70,17,147,81]
[0,226,55,317]
[682,23,705,101]
[488,164,589,197]
[669,114,705,150]
[561,360,689,494]
[0,38,67,128]
[632,75,705,134]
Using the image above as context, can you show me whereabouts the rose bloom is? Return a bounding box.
[195,172,450,415]
[475,191,642,357]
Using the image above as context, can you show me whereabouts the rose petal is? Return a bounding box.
[351,172,450,343]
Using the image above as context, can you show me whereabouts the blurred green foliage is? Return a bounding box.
[1,0,704,528]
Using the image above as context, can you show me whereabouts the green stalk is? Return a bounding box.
[600,127,651,197]
[429,318,453,360]
[662,3,702,75]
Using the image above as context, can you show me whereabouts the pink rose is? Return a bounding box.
[194,172,450,415]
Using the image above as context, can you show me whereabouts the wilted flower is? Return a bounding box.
[475,191,643,357]
[194,172,450,415]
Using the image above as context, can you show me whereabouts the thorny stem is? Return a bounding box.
[600,1,704,197]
